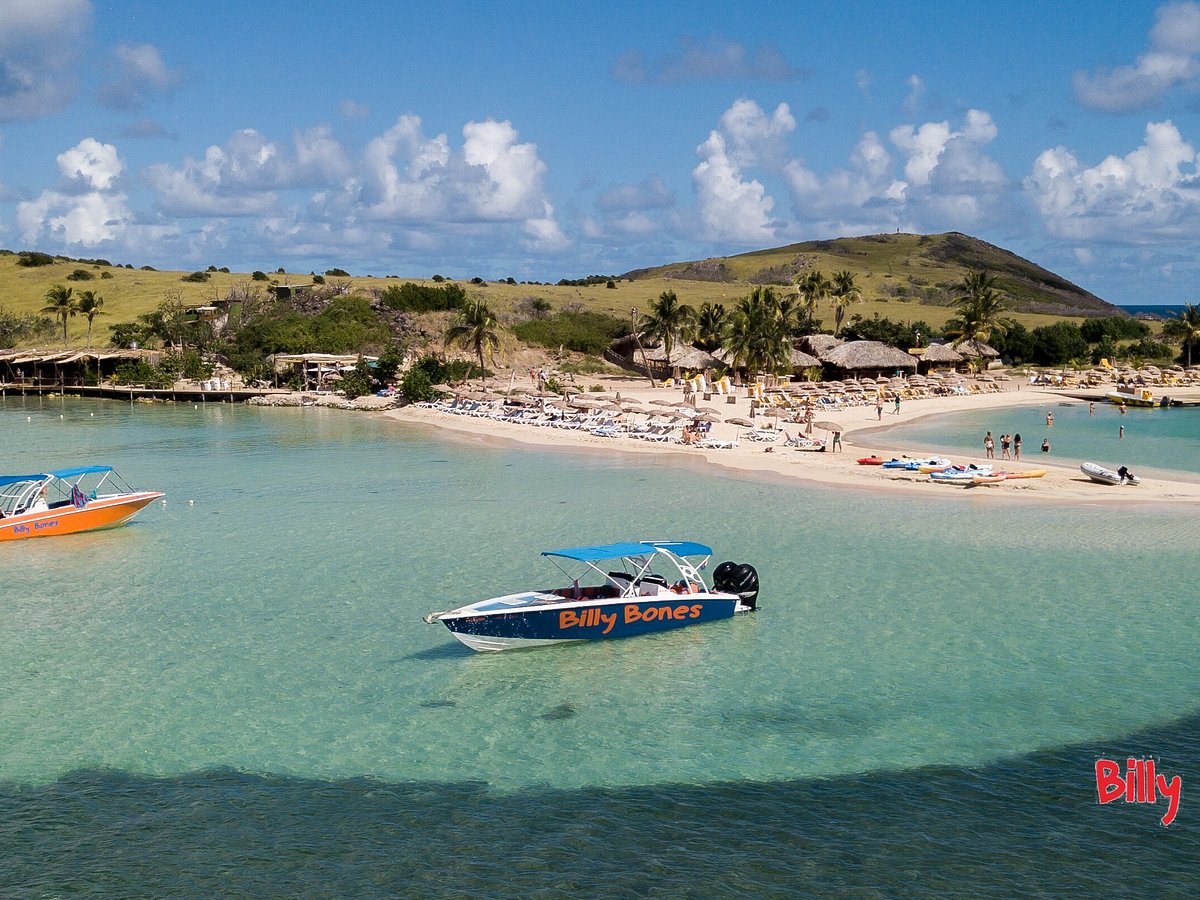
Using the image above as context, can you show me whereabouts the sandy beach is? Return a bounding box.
[383,375,1200,506]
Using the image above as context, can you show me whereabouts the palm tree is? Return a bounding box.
[945,269,1008,347]
[722,286,791,378]
[638,290,695,366]
[1162,303,1200,366]
[76,290,106,348]
[41,284,79,348]
[830,270,862,336]
[694,302,727,352]
[444,298,501,387]
[794,270,829,331]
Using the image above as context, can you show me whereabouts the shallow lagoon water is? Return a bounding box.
[2,396,1198,893]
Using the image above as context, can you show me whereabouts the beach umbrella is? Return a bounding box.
[650,399,677,407]
[725,416,755,427]
[692,410,722,423]
[812,420,843,432]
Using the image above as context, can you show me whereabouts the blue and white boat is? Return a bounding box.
[423,540,759,652]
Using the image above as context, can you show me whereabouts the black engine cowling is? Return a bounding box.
[712,561,760,609]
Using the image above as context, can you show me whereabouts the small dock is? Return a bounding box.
[0,383,294,403]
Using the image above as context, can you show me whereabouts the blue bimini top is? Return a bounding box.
[543,540,714,562]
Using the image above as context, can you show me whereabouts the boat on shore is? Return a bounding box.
[423,540,759,652]
[1105,388,1182,408]
[0,466,163,542]
[1081,462,1140,485]
[929,464,993,485]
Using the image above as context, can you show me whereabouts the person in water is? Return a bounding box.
[1041,437,1050,453]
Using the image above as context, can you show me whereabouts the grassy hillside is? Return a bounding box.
[0,232,1122,349]
[624,232,1121,319]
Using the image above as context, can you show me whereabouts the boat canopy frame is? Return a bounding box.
[0,466,134,516]
[540,540,714,597]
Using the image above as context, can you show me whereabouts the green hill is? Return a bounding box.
[623,232,1122,318]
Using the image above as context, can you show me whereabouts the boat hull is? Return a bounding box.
[1080,462,1138,485]
[0,492,163,542]
[440,594,743,652]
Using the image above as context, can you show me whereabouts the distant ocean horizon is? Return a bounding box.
[1117,304,1186,318]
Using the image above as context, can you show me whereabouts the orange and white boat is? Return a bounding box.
[0,466,163,542]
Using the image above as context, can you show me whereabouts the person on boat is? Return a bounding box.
[30,484,50,513]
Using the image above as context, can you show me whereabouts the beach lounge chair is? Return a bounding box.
[697,436,738,449]
[745,429,779,443]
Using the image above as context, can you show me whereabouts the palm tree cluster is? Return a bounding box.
[636,286,801,379]
[1162,303,1200,366]
[39,284,108,349]
[944,269,1009,347]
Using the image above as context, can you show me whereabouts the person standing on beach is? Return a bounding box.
[1013,433,1022,459]
[1000,433,1011,459]
[893,395,901,415]
[876,398,883,420]
[984,431,995,459]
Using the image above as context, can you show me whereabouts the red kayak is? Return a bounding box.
[857,456,886,466]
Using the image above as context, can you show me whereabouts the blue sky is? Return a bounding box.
[1,1,1198,304]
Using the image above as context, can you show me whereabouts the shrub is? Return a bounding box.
[511,309,628,354]
[66,268,95,281]
[251,271,269,281]
[379,282,467,312]
[400,366,434,404]
[101,271,114,279]
[312,274,326,284]
[112,359,172,387]
[181,271,211,283]
[432,274,445,282]
[470,277,485,285]
[606,280,616,289]
[339,358,373,399]
[1124,338,1174,360]
[17,251,56,267]
[325,268,350,277]
[140,265,157,271]
[1080,316,1150,343]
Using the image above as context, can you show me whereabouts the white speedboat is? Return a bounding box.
[1081,462,1140,485]
[423,540,758,652]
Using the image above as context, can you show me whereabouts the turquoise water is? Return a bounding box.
[878,395,1200,476]
[3,395,1199,894]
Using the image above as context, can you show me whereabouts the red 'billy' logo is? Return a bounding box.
[1095,757,1182,826]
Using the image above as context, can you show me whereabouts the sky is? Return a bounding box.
[1,1,1199,305]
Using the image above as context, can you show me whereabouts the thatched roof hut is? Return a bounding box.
[919,342,965,374]
[788,347,822,368]
[952,339,1000,359]
[799,334,842,358]
[822,340,917,378]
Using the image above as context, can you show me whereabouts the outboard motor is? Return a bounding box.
[712,561,760,610]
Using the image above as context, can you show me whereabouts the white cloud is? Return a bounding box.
[96,43,181,111]
[0,0,91,122]
[1025,119,1200,241]
[57,137,124,190]
[1073,2,1200,112]
[691,100,796,242]
[16,137,178,249]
